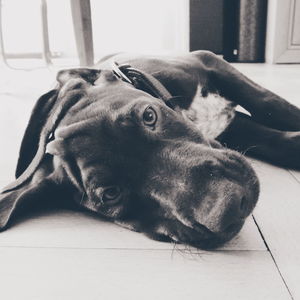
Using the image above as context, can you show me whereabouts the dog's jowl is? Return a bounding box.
[1,51,300,249]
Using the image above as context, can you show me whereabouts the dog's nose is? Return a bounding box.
[194,180,254,234]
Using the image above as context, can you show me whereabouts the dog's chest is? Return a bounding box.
[182,85,236,139]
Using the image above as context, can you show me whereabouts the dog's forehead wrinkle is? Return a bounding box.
[94,69,116,84]
[63,94,97,117]
[90,78,135,96]
[55,114,105,139]
[57,68,101,85]
[58,78,89,98]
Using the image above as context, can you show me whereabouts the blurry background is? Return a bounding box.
[0,0,299,68]
[0,0,189,68]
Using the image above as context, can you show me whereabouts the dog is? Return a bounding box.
[1,51,299,249]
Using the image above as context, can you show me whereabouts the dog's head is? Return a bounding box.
[0,68,259,249]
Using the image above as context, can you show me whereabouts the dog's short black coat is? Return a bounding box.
[1,51,299,249]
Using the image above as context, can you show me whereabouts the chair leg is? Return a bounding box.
[70,0,94,66]
[0,0,9,67]
[40,0,52,65]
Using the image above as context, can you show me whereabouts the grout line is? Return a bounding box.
[252,215,294,300]
[252,215,269,250]
[0,244,267,252]
[288,169,300,185]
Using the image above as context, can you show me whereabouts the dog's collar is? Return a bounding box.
[111,61,177,109]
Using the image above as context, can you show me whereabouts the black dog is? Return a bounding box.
[1,51,299,249]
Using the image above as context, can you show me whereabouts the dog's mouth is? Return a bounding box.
[151,218,245,250]
[191,220,244,249]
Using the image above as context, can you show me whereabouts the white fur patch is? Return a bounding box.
[182,85,236,139]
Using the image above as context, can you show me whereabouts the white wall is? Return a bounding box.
[91,0,189,55]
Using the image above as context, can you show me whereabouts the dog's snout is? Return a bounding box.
[194,185,252,234]
[145,142,259,245]
[189,151,259,235]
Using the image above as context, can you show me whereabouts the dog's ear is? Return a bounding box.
[0,68,101,230]
[16,68,101,178]
[0,173,62,230]
[16,89,58,178]
[1,88,61,230]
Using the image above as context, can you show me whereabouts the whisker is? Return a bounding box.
[241,145,259,155]
[80,191,86,205]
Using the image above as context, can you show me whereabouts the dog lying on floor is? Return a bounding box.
[1,51,299,249]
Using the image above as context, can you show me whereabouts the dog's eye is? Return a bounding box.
[143,106,157,127]
[102,186,121,203]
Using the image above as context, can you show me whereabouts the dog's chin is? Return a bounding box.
[189,221,244,250]
[115,214,245,250]
[163,220,245,250]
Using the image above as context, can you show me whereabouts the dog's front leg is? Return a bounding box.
[218,112,300,168]
[193,51,300,131]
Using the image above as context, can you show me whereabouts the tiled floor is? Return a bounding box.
[0,60,300,299]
